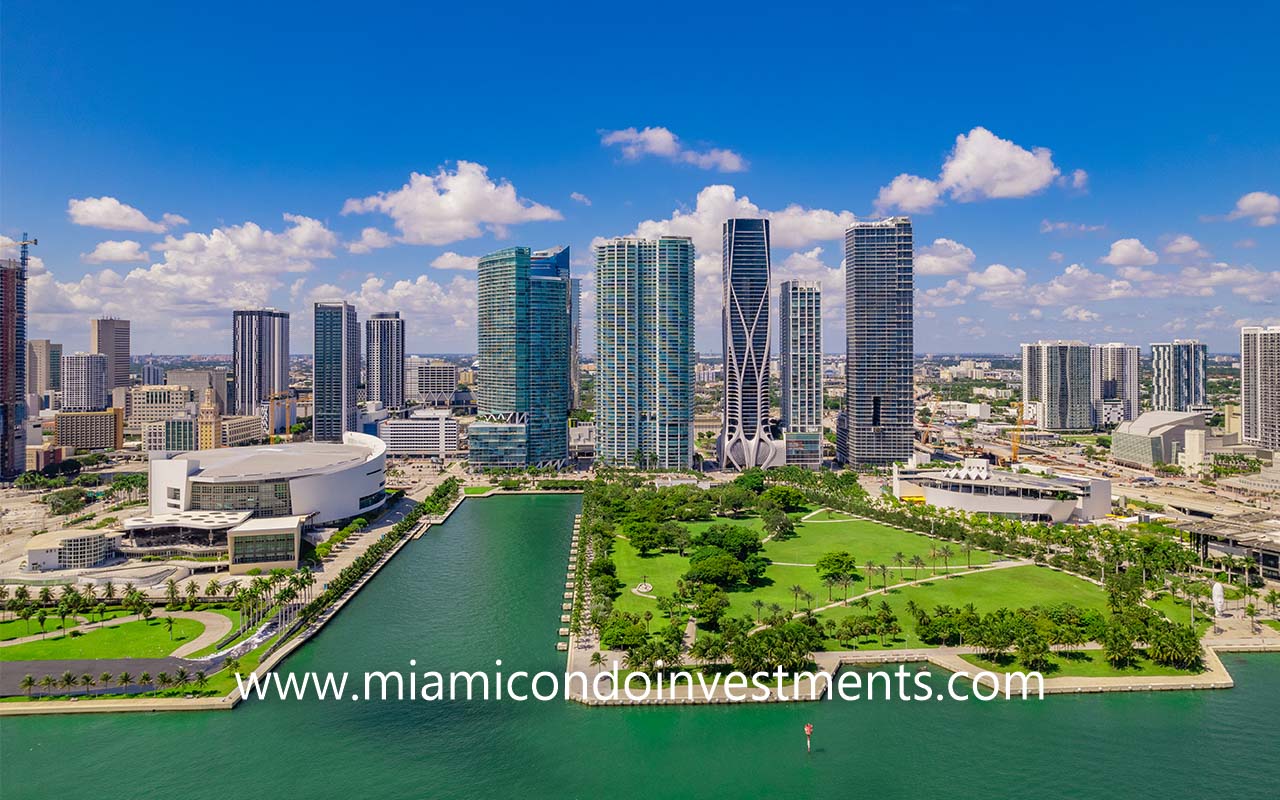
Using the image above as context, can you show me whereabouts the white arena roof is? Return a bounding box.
[170,441,380,482]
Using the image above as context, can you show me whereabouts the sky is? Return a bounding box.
[3,1,1278,357]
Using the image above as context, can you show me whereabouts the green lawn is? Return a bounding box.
[1265,620,1280,634]
[0,617,204,661]
[763,515,995,571]
[464,486,492,496]
[960,649,1199,678]
[0,607,134,641]
[613,511,1010,625]
[811,566,1109,652]
[1144,592,1212,634]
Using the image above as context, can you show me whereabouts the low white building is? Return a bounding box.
[893,458,1111,523]
[25,529,120,571]
[377,410,460,458]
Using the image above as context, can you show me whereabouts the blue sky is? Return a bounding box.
[3,1,1277,356]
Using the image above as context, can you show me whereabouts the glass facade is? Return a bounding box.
[779,280,823,434]
[1151,340,1208,412]
[313,301,359,442]
[365,312,405,410]
[841,217,914,466]
[231,533,296,565]
[190,480,292,518]
[720,219,782,470]
[475,247,569,466]
[1022,341,1094,431]
[468,421,528,469]
[594,236,695,469]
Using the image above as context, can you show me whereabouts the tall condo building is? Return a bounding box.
[594,236,696,469]
[1022,340,1093,431]
[90,317,130,391]
[1241,326,1280,450]
[1,255,27,477]
[26,339,62,395]
[569,276,582,410]
[365,312,405,411]
[471,246,570,468]
[779,280,823,469]
[719,218,783,470]
[313,301,359,442]
[232,308,291,416]
[61,352,110,412]
[838,217,914,466]
[141,362,165,386]
[1151,339,1208,412]
[1091,343,1140,425]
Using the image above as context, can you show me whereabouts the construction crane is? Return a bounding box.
[1008,400,1025,465]
[15,232,38,272]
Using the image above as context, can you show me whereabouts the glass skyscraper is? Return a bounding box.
[1022,340,1094,432]
[1151,339,1208,412]
[365,311,405,411]
[780,280,823,469]
[232,308,291,416]
[472,246,570,468]
[839,217,914,466]
[313,301,359,442]
[595,235,695,469]
[719,218,783,470]
[1,255,26,477]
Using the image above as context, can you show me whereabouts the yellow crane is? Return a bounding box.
[1009,400,1025,465]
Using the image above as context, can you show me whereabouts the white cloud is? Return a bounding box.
[1040,219,1105,235]
[1049,251,1065,263]
[29,214,338,342]
[1030,264,1137,306]
[600,126,746,172]
[1062,305,1100,322]
[342,161,562,246]
[1061,168,1089,190]
[430,252,480,271]
[347,227,394,254]
[1164,234,1207,257]
[1225,191,1279,227]
[874,174,942,213]
[306,274,477,347]
[876,127,1065,213]
[966,263,1028,290]
[917,279,974,309]
[916,238,975,275]
[67,196,188,233]
[1100,238,1158,267]
[1235,238,1257,249]
[82,240,148,263]
[570,192,592,206]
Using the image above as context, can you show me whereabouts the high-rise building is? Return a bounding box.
[569,276,582,410]
[594,236,695,469]
[197,387,222,450]
[1092,343,1140,425]
[1151,339,1208,412]
[26,339,62,395]
[1022,340,1093,431]
[471,246,570,468]
[1241,326,1280,450]
[719,218,783,470]
[90,318,130,391]
[780,280,823,469]
[365,312,405,411]
[1,256,27,477]
[313,301,360,442]
[61,352,109,412]
[141,362,165,386]
[232,308,291,416]
[838,217,914,466]
[405,357,459,406]
[166,368,229,415]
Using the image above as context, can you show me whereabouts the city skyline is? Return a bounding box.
[4,5,1277,358]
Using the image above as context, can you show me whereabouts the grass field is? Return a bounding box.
[960,649,1198,678]
[1144,592,1212,634]
[0,607,134,641]
[763,514,994,570]
[464,486,492,496]
[811,565,1108,651]
[0,617,204,661]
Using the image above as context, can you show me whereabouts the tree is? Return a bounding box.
[589,651,605,675]
[683,554,746,588]
[910,555,926,580]
[163,616,176,639]
[938,545,954,576]
[892,551,907,580]
[815,551,858,582]
[789,584,805,612]
[628,523,662,556]
[762,509,795,540]
[692,585,730,628]
[1017,632,1052,671]
[118,671,134,689]
[759,485,806,513]
[751,598,765,622]
[19,674,35,698]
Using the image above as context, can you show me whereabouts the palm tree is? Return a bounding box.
[939,545,954,576]
[789,584,804,612]
[751,598,765,622]
[165,578,179,606]
[194,671,209,692]
[928,546,939,576]
[19,674,35,698]
[643,610,653,633]
[163,615,177,639]
[18,604,33,635]
[79,673,96,695]
[802,591,815,611]
[589,651,605,675]
[37,610,47,637]
[1245,603,1259,634]
[103,580,116,603]
[140,671,152,687]
[99,672,114,692]
[822,576,837,602]
[118,671,134,690]
[185,580,199,606]
[910,555,926,580]
[39,674,56,697]
[893,551,907,580]
[156,672,171,691]
[962,538,974,569]
[878,564,890,593]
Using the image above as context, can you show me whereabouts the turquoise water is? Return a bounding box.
[2,495,1278,799]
